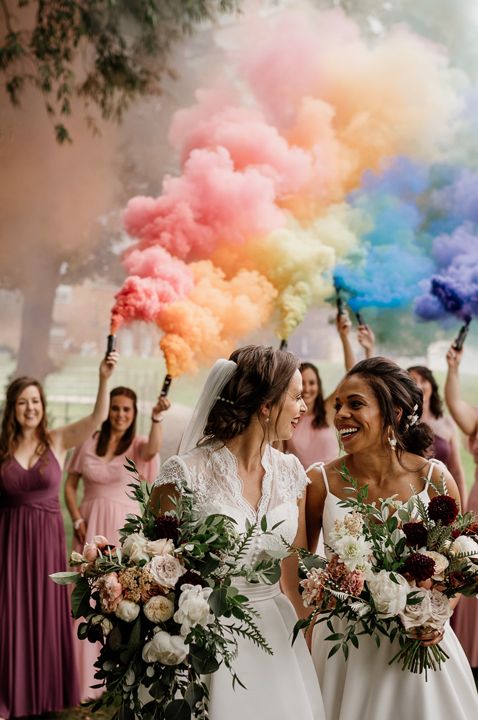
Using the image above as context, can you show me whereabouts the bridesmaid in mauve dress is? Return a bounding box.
[444,345,478,677]
[0,352,117,720]
[64,386,169,701]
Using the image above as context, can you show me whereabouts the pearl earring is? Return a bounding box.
[388,431,397,451]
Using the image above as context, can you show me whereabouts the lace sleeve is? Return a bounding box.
[153,456,190,489]
[276,451,310,502]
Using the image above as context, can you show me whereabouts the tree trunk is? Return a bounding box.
[15,261,61,382]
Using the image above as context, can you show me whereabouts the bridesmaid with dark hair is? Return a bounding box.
[0,353,117,720]
[408,365,467,506]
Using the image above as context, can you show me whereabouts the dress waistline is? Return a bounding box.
[232,579,281,602]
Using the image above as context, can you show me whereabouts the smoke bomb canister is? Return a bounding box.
[279,339,288,350]
[106,334,117,355]
[160,374,172,397]
[453,319,471,352]
[355,312,365,326]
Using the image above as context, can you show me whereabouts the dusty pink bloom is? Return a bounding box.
[300,567,327,607]
[83,543,98,562]
[97,572,123,613]
[340,569,365,596]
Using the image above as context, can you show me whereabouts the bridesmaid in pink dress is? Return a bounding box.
[444,344,478,677]
[0,352,118,720]
[64,386,170,701]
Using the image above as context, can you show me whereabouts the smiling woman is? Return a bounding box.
[0,353,118,720]
[150,345,326,720]
[64,385,170,702]
[305,356,478,720]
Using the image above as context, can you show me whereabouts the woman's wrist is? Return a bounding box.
[73,517,85,530]
[151,413,164,424]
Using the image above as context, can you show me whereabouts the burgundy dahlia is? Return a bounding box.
[403,552,436,582]
[402,522,428,548]
[428,495,458,526]
[155,514,180,544]
[175,570,207,591]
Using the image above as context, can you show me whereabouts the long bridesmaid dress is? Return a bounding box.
[0,448,79,718]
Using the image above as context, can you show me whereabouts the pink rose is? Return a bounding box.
[97,572,123,612]
[93,535,109,547]
[83,543,98,562]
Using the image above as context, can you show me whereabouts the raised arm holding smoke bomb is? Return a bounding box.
[0,351,117,720]
[64,383,170,702]
[445,341,478,676]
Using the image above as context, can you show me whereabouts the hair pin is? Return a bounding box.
[216,396,234,405]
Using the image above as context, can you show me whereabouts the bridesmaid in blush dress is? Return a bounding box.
[0,352,117,720]
[64,386,169,700]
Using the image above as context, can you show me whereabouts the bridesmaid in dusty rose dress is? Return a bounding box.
[0,353,117,720]
[445,345,478,678]
[64,385,169,700]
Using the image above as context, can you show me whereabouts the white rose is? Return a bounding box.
[333,534,373,572]
[173,584,213,637]
[121,533,150,563]
[366,570,409,617]
[399,588,433,631]
[450,535,478,557]
[147,554,185,589]
[70,551,84,563]
[115,600,140,623]
[144,595,175,623]
[145,539,175,557]
[421,551,449,581]
[142,631,188,665]
[427,589,453,630]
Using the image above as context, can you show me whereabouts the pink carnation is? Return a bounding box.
[340,569,365,596]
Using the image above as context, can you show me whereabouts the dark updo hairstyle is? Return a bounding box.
[300,362,327,429]
[202,345,299,443]
[407,365,443,419]
[347,357,434,458]
[95,386,138,457]
[0,377,50,467]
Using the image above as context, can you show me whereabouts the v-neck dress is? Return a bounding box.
[311,460,478,720]
[155,442,326,720]
[0,448,79,719]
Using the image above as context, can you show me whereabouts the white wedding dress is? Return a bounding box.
[311,461,478,720]
[156,442,325,720]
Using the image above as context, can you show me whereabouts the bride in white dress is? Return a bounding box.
[151,345,325,720]
[306,357,478,720]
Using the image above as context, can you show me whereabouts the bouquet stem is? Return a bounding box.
[389,638,449,680]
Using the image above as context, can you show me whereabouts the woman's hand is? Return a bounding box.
[357,324,376,357]
[74,519,87,546]
[100,350,119,379]
[151,394,171,422]
[407,626,445,647]
[336,311,352,338]
[446,345,463,371]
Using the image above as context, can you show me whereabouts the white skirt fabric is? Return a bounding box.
[312,617,478,720]
[207,581,325,720]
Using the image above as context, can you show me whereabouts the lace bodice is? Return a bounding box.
[155,442,308,568]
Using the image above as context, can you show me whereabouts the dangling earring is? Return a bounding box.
[388,430,397,451]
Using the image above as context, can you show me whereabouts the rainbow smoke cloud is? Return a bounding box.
[112,6,464,374]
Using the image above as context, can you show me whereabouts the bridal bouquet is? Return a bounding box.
[294,467,478,678]
[52,461,279,719]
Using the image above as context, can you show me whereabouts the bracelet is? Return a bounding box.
[151,414,164,424]
[73,518,85,530]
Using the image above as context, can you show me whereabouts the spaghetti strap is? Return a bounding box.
[306,461,329,493]
[425,457,443,488]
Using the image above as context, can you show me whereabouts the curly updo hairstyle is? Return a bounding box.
[346,357,433,458]
[202,345,300,443]
[407,365,443,419]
